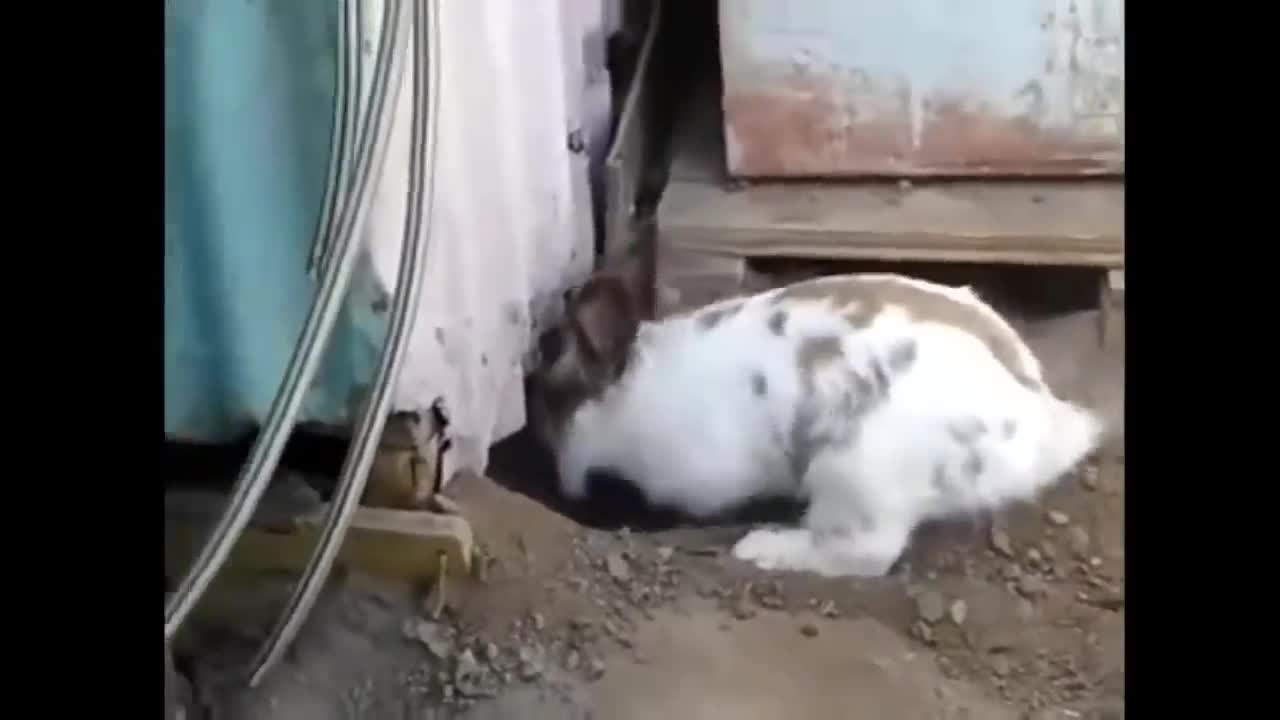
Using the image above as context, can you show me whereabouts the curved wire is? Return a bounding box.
[308,0,361,276]
[164,0,412,642]
[247,0,440,685]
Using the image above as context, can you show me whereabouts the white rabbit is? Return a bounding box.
[527,267,1105,578]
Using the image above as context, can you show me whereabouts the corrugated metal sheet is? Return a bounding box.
[165,0,388,443]
[718,0,1124,178]
[166,0,604,484]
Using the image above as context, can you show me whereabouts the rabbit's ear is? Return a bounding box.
[570,275,639,370]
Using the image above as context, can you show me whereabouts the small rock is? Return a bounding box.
[916,590,947,624]
[564,650,581,671]
[518,661,542,681]
[1067,527,1091,559]
[455,649,480,680]
[818,599,840,618]
[1002,563,1023,581]
[912,620,935,645]
[990,655,1012,678]
[937,655,956,678]
[1089,556,1103,568]
[606,553,631,582]
[531,613,546,631]
[1040,542,1057,561]
[949,599,969,626]
[1026,548,1043,566]
[990,527,1015,558]
[1080,465,1100,491]
[1017,574,1048,599]
[1046,510,1070,526]
[484,642,500,663]
[732,584,757,620]
[898,179,913,192]
[1015,598,1036,621]
[656,546,674,563]
[407,618,455,659]
[800,624,819,638]
[587,658,606,681]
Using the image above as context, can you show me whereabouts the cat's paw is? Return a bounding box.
[731,527,812,572]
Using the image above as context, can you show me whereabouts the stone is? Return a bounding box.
[1017,574,1049,599]
[1080,465,1100,491]
[407,618,455,659]
[916,590,947,624]
[990,528,1016,558]
[990,655,1012,678]
[1015,599,1036,621]
[1068,526,1091,559]
[606,553,630,582]
[518,660,542,681]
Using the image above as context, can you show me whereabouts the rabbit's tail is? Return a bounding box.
[1033,398,1106,486]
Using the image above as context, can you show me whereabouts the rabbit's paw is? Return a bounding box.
[731,527,814,572]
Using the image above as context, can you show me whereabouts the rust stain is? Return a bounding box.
[723,72,1122,179]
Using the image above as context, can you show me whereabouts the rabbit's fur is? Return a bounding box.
[528,267,1104,578]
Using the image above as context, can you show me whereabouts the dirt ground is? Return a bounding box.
[175,300,1124,720]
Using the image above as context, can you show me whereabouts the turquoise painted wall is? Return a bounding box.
[165,0,388,443]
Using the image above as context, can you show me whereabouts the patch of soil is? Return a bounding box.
[177,307,1123,720]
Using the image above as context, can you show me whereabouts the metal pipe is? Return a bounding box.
[308,0,361,276]
[248,0,439,685]
[164,0,412,642]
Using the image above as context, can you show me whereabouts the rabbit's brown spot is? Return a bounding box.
[1001,419,1018,439]
[796,335,845,392]
[777,275,1041,390]
[887,338,917,374]
[768,309,788,336]
[932,465,948,493]
[696,299,744,331]
[963,452,985,479]
[750,371,768,397]
[948,417,988,445]
[932,464,959,495]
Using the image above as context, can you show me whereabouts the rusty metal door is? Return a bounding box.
[718,0,1124,178]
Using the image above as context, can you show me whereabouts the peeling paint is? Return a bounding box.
[718,0,1124,177]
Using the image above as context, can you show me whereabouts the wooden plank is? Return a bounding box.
[660,178,1125,267]
[603,0,663,258]
[657,76,1124,268]
[1099,269,1126,348]
[165,493,473,587]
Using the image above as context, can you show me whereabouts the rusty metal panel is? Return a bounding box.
[718,0,1124,178]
